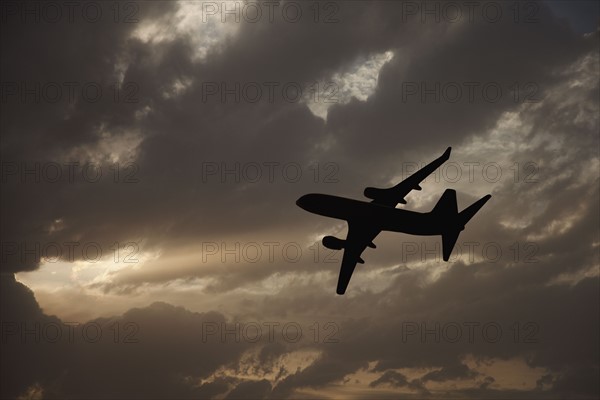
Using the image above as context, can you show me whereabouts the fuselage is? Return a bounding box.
[296,193,444,236]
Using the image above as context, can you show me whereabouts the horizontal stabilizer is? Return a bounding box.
[460,194,492,225]
[442,230,460,261]
[437,192,491,261]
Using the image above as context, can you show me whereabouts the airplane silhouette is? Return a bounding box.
[296,147,491,295]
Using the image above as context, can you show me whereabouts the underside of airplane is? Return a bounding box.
[296,147,491,294]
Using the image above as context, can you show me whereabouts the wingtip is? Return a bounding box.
[472,193,492,210]
[441,147,451,159]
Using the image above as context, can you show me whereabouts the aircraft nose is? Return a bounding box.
[296,193,325,213]
[297,194,319,211]
[296,194,309,210]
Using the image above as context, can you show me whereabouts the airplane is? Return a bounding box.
[296,147,491,295]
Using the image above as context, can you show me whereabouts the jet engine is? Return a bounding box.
[363,187,385,200]
[322,236,345,250]
[363,187,407,204]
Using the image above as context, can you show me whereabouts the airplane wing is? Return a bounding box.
[364,147,451,207]
[336,222,380,295]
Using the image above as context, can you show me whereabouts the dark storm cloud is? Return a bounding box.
[420,363,479,382]
[0,0,594,274]
[369,370,428,395]
[1,0,599,399]
[1,273,257,399]
[369,370,411,387]
[326,4,593,167]
[546,0,600,33]
[225,379,271,399]
[2,0,593,274]
[0,273,67,398]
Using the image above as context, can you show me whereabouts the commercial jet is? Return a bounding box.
[296,147,491,294]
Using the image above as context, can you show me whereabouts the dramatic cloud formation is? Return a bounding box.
[1,1,598,398]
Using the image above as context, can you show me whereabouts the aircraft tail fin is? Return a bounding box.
[432,189,458,216]
[433,190,491,261]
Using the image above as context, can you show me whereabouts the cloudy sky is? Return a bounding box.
[1,1,599,399]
